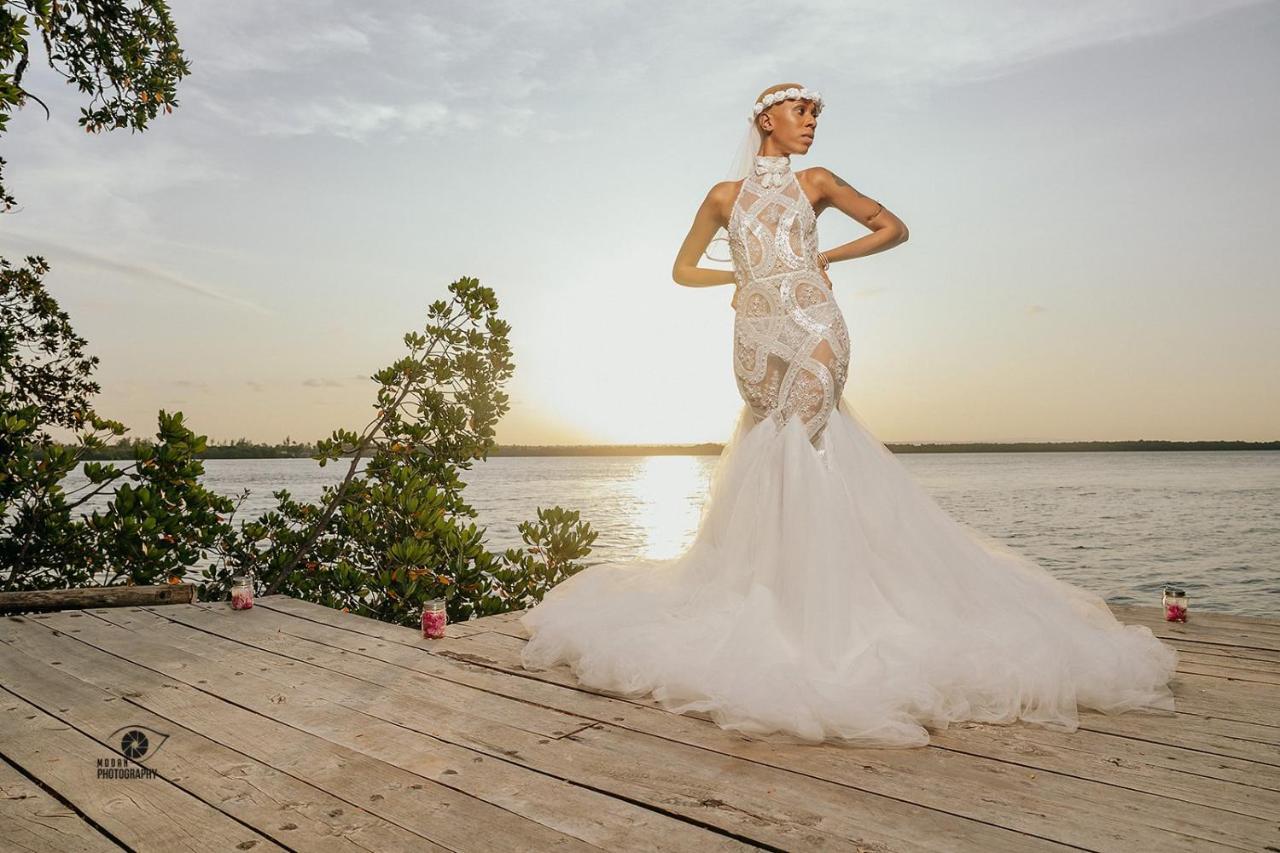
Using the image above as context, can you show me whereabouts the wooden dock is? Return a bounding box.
[0,596,1276,852]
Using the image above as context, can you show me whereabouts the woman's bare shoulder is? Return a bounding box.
[702,179,745,221]
[798,165,837,186]
[706,179,742,203]
[799,166,860,190]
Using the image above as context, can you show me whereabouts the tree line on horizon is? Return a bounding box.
[65,436,1280,459]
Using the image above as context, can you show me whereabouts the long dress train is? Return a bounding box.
[517,154,1178,747]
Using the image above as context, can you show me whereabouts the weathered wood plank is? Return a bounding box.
[252,594,494,639]
[0,688,282,852]
[1114,613,1280,653]
[1175,649,1280,677]
[514,605,1280,664]
[0,642,448,852]
[1176,659,1280,685]
[1112,605,1280,635]
[1161,673,1280,728]
[55,609,1082,852]
[265,595,1280,758]
[0,584,196,614]
[165,601,1280,851]
[94,606,590,738]
[507,622,1280,755]
[457,627,1280,807]
[2,612,747,850]
[0,755,117,852]
[1144,626,1280,652]
[1152,609,1280,627]
[0,616,645,852]
[1163,637,1280,665]
[1079,707,1280,764]
[264,591,1280,742]
[264,596,1280,755]
[491,615,531,640]
[460,623,1280,837]
[9,595,1278,852]
[484,611,1280,729]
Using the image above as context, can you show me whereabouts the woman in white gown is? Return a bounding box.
[518,83,1178,747]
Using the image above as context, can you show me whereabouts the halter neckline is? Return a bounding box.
[753,154,792,189]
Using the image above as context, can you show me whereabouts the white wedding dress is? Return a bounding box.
[518,154,1178,747]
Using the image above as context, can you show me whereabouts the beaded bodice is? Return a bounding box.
[727,155,850,445]
[727,155,821,283]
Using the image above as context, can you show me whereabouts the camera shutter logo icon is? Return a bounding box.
[120,730,149,760]
[108,726,169,763]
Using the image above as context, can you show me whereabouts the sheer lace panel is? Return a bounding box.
[728,161,849,445]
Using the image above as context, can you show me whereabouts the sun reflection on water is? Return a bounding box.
[629,455,714,560]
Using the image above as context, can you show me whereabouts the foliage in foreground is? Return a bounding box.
[200,275,598,625]
[0,255,234,591]
[0,1,596,625]
[0,0,190,209]
[1,260,597,626]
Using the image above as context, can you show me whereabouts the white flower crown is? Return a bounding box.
[751,86,824,120]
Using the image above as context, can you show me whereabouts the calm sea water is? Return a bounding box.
[65,452,1279,617]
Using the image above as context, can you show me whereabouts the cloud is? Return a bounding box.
[12,0,1269,156]
[232,96,460,141]
[165,1,556,142]
[302,377,345,388]
[189,19,374,74]
[0,231,273,315]
[1027,304,1047,315]
[0,87,238,249]
[674,0,1270,98]
[18,0,1256,157]
[5,99,235,214]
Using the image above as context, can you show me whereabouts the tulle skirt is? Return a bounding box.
[518,397,1178,747]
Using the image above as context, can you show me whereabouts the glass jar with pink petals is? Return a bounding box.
[231,573,254,610]
[421,598,447,639]
[1162,586,1188,623]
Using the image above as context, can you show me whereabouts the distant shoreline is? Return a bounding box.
[70,439,1280,461]
[487,440,1280,456]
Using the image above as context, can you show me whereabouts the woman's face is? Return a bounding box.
[762,97,819,155]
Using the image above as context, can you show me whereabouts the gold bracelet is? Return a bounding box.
[818,251,831,270]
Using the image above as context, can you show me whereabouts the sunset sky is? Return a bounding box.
[2,0,1276,446]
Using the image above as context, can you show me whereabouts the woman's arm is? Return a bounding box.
[803,167,909,266]
[672,181,739,288]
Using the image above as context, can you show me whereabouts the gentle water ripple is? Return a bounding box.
[64,451,1279,617]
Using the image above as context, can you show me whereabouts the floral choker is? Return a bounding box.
[753,154,791,189]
